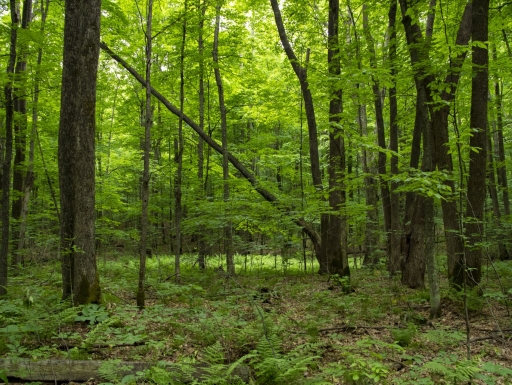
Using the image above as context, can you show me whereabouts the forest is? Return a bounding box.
[0,0,512,383]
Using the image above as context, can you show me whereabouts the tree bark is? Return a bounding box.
[137,0,153,308]
[100,43,323,261]
[0,0,19,296]
[213,0,234,275]
[269,0,328,272]
[326,0,349,278]
[399,0,472,287]
[388,0,401,274]
[464,0,489,287]
[362,4,391,256]
[196,0,207,270]
[59,0,101,305]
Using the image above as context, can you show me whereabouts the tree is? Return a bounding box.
[464,0,489,287]
[0,0,19,296]
[59,0,101,305]
[137,0,153,309]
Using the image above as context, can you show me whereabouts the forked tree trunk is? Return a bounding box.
[59,0,101,304]
[399,0,472,288]
[270,0,327,271]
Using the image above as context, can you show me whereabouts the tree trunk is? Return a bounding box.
[464,0,489,287]
[269,0,326,271]
[175,0,186,280]
[137,0,153,308]
[0,0,19,296]
[399,0,472,287]
[196,0,207,270]
[213,1,234,275]
[326,0,349,278]
[59,0,101,305]
[362,4,391,256]
[388,0,401,274]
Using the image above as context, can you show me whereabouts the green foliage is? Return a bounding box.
[391,324,417,347]
[248,334,321,384]
[75,304,110,324]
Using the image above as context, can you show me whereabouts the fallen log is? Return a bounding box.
[0,358,250,383]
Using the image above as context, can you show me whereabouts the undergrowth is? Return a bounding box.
[0,253,511,384]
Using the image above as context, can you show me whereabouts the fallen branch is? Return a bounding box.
[99,42,321,259]
[319,325,389,333]
[0,358,249,383]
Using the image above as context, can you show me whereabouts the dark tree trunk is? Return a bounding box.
[464,0,489,287]
[402,119,434,289]
[196,0,207,270]
[326,0,349,278]
[59,0,101,305]
[0,0,19,296]
[137,0,153,308]
[388,0,401,274]
[399,0,472,287]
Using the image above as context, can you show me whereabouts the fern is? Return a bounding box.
[82,316,119,349]
[249,335,320,385]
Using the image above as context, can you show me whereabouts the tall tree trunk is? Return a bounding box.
[388,0,401,274]
[399,0,472,287]
[137,0,153,308]
[269,0,325,270]
[362,4,391,256]
[175,0,186,280]
[326,0,349,278]
[0,0,19,296]
[17,0,48,265]
[12,0,32,258]
[464,0,489,287]
[196,0,207,270]
[213,1,234,275]
[59,0,101,305]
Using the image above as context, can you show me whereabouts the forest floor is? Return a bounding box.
[1,253,511,384]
